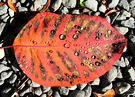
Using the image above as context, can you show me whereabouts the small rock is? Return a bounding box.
[35,87,42,96]
[121,17,135,28]
[20,86,32,96]
[68,90,85,97]
[40,93,47,97]
[94,11,100,16]
[11,64,19,73]
[118,0,129,11]
[0,4,8,15]
[116,10,131,20]
[84,85,92,97]
[0,71,13,80]
[0,80,4,85]
[0,22,8,36]
[114,57,126,67]
[0,64,10,73]
[61,7,69,14]
[31,81,40,87]
[91,77,100,85]
[59,87,69,96]
[130,8,135,17]
[102,83,113,92]
[54,91,61,97]
[105,16,111,23]
[114,25,128,35]
[12,0,17,3]
[8,74,17,84]
[78,83,87,90]
[21,0,26,3]
[18,7,28,12]
[85,0,98,12]
[124,66,135,85]
[117,67,123,79]
[33,0,47,11]
[42,86,51,93]
[108,0,119,8]
[129,35,135,44]
[129,0,135,8]
[62,0,77,9]
[8,8,14,17]
[99,4,107,13]
[124,86,135,95]
[68,85,77,90]
[103,66,117,82]
[72,9,80,14]
[114,82,131,94]
[47,89,53,96]
[51,0,62,12]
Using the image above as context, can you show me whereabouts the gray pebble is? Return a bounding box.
[18,7,28,12]
[0,4,8,15]
[0,64,10,73]
[117,67,123,79]
[94,11,100,16]
[108,0,119,8]
[40,93,47,97]
[61,7,69,14]
[68,85,77,90]
[71,9,80,14]
[114,57,126,67]
[0,49,5,59]
[114,82,131,94]
[84,85,92,97]
[78,83,87,90]
[0,79,4,85]
[62,0,77,9]
[85,0,98,12]
[47,88,53,96]
[103,66,117,82]
[8,74,17,84]
[129,35,135,44]
[124,66,135,85]
[42,86,51,93]
[59,87,69,96]
[91,77,100,85]
[35,87,42,96]
[20,86,32,96]
[54,91,61,97]
[99,4,107,13]
[11,64,19,73]
[121,17,135,28]
[129,0,135,8]
[0,71,13,80]
[130,8,135,17]
[51,0,62,12]
[21,0,26,3]
[102,83,113,92]
[114,25,128,35]
[31,81,40,87]
[12,0,17,3]
[8,8,14,17]
[118,0,129,11]
[124,86,135,95]
[68,90,85,97]
[116,10,131,21]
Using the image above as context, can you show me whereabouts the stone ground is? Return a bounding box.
[0,0,135,97]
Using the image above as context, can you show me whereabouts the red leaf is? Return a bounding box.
[13,12,127,87]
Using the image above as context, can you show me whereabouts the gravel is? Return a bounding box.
[0,0,135,97]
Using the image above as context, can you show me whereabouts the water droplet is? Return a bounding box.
[59,34,66,40]
[49,50,53,53]
[86,43,90,46]
[86,58,89,60]
[92,47,94,49]
[74,52,79,56]
[45,41,49,44]
[64,43,70,48]
[107,30,112,35]
[89,63,93,66]
[50,30,56,35]
[81,63,84,66]
[85,61,88,64]
[96,43,99,45]
[79,49,82,52]
[91,55,96,59]
[73,34,78,40]
[84,50,88,54]
[81,46,85,49]
[104,34,109,38]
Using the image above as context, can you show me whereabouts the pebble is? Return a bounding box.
[61,7,69,14]
[78,83,87,90]
[102,83,113,92]
[31,81,40,87]
[114,25,128,35]
[129,35,135,44]
[51,0,62,12]
[91,77,100,85]
[68,90,85,97]
[21,0,26,3]
[71,9,80,14]
[99,4,107,13]
[118,0,129,11]
[117,67,123,79]
[0,64,10,73]
[116,10,131,20]
[103,66,117,82]
[0,22,8,35]
[68,85,77,90]
[62,0,77,9]
[0,79,4,85]
[42,86,51,93]
[130,8,135,17]
[108,0,119,8]
[35,87,42,96]
[114,57,126,67]
[84,85,92,97]
[0,4,8,15]
[124,86,135,95]
[85,0,98,12]
[20,86,32,96]
[47,88,53,96]
[8,8,14,17]
[114,82,131,94]
[121,17,135,28]
[18,7,28,12]
[54,91,61,97]
[124,66,135,85]
[59,87,69,96]
[40,93,47,97]
[0,71,13,80]
[8,74,17,84]
[129,0,135,8]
